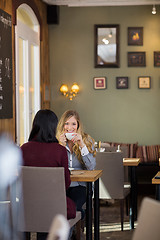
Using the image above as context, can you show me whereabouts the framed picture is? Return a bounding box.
[94,24,120,68]
[128,52,146,67]
[154,51,160,67]
[128,27,143,46]
[138,76,151,89]
[116,77,128,89]
[93,77,106,89]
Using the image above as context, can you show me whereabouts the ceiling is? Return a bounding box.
[42,0,160,7]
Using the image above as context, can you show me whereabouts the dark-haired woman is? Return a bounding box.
[21,109,76,240]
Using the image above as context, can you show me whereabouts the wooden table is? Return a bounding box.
[70,170,102,240]
[152,171,160,200]
[123,158,140,229]
[123,158,140,167]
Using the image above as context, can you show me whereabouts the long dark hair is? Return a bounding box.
[28,109,58,143]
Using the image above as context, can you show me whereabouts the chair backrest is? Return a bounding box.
[104,146,129,181]
[104,146,127,155]
[18,166,67,232]
[96,152,125,199]
[132,197,160,240]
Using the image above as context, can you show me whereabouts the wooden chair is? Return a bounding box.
[132,197,160,240]
[17,167,81,239]
[96,152,130,231]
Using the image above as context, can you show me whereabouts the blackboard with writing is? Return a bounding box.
[0,9,12,119]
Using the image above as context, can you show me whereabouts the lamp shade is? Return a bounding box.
[71,83,80,93]
[60,84,68,94]
[152,5,156,14]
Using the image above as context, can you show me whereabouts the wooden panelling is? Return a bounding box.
[35,0,50,109]
[0,0,50,141]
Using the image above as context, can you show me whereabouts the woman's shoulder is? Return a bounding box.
[21,141,65,149]
[21,141,67,157]
[21,141,30,149]
[53,142,66,151]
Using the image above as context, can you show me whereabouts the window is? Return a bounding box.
[15,4,40,145]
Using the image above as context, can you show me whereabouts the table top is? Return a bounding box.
[152,171,160,184]
[70,169,102,182]
[123,158,140,166]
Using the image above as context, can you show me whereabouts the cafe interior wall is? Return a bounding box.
[49,5,160,146]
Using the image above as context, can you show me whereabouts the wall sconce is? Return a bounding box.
[60,83,80,100]
[152,5,156,14]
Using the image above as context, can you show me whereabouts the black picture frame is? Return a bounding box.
[116,77,128,89]
[128,27,143,46]
[93,77,107,89]
[138,76,151,89]
[154,51,160,67]
[128,52,146,67]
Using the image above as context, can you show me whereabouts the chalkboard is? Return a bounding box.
[0,9,13,119]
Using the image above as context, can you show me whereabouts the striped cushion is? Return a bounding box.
[104,142,160,163]
[136,145,160,163]
[136,146,147,163]
[146,145,160,162]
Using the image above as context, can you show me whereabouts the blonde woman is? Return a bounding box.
[56,110,96,219]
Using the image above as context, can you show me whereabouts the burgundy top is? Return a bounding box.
[21,141,76,219]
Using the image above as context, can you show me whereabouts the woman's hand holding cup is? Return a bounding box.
[59,133,67,146]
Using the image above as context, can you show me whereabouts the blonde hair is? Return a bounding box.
[56,110,96,163]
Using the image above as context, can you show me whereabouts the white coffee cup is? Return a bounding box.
[69,167,74,171]
[65,132,75,140]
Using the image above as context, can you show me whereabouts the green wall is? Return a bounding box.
[49,5,160,145]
